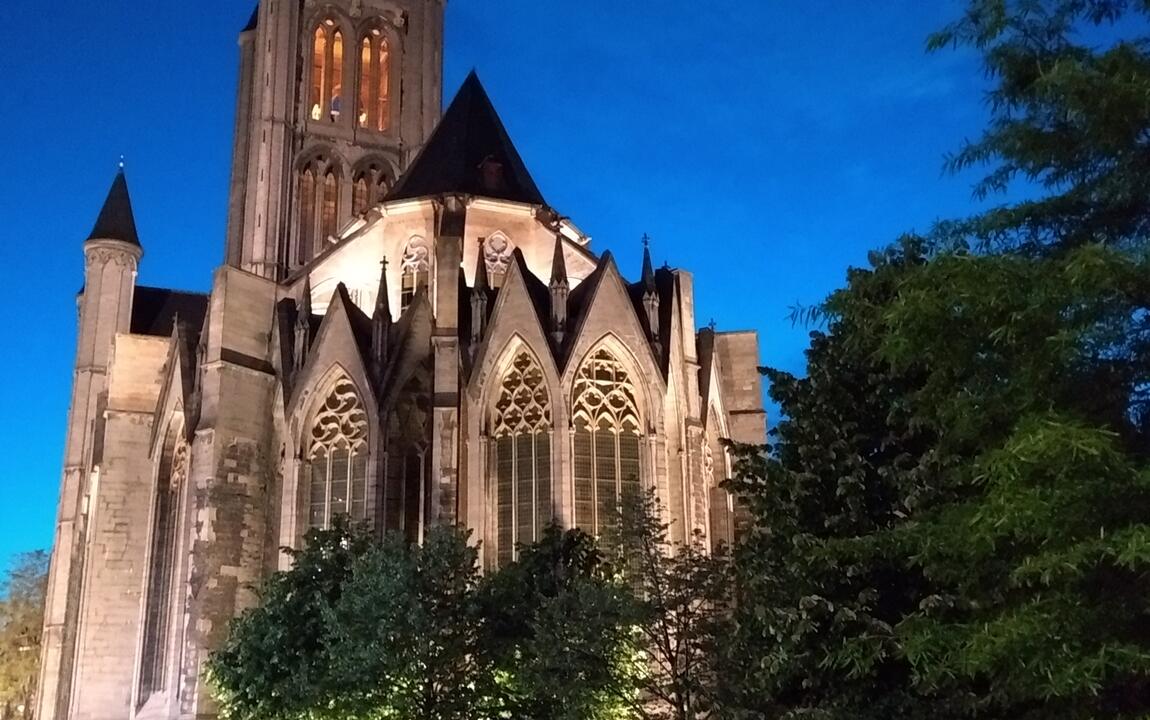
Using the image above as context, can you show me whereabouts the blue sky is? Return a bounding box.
[0,0,1001,562]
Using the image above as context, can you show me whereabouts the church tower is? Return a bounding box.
[225,0,444,279]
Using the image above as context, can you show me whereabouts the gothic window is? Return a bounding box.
[310,19,344,122]
[400,236,430,312]
[306,376,369,529]
[138,424,188,704]
[357,28,391,132]
[571,348,643,539]
[704,418,733,549]
[385,364,431,542]
[296,155,341,267]
[484,232,513,288]
[490,351,552,566]
[352,162,391,215]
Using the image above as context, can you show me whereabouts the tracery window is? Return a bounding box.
[484,232,513,288]
[400,237,430,312]
[352,162,391,215]
[571,348,642,538]
[310,19,344,122]
[491,351,552,565]
[296,155,341,266]
[385,365,431,542]
[357,28,391,132]
[306,377,369,529]
[138,424,188,704]
[704,422,733,549]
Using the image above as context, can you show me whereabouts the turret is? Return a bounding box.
[372,258,391,385]
[641,234,660,355]
[38,166,142,720]
[470,237,490,352]
[549,232,569,345]
[293,275,312,372]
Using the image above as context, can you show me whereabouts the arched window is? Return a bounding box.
[306,376,369,529]
[385,363,431,542]
[296,155,341,267]
[571,348,642,538]
[705,410,733,549]
[491,351,552,565]
[352,162,392,215]
[138,423,188,704]
[310,19,344,122]
[357,27,391,131]
[484,232,513,288]
[400,237,430,312]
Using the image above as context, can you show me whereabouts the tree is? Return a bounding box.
[478,525,637,720]
[206,517,375,720]
[725,3,1150,717]
[0,551,48,720]
[615,492,733,720]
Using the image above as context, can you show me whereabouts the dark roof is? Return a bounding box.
[88,169,140,247]
[242,4,259,32]
[131,286,209,337]
[387,71,546,205]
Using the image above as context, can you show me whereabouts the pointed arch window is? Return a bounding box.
[571,348,643,539]
[310,19,344,122]
[352,162,392,215]
[296,155,341,267]
[491,351,552,565]
[400,237,430,312]
[138,423,188,705]
[385,363,431,542]
[357,28,391,131]
[704,411,734,549]
[306,377,369,529]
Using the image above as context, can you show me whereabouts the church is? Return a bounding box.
[36,2,765,718]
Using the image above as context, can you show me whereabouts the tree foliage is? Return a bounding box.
[0,551,48,720]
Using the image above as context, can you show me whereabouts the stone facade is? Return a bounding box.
[37,3,766,719]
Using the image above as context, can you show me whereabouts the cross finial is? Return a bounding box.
[708,318,717,331]
[641,232,651,249]
[118,155,125,170]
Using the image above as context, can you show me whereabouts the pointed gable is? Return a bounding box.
[387,72,545,205]
[89,169,141,246]
[289,284,377,411]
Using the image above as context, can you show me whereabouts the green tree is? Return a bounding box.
[0,551,48,720]
[726,2,1150,717]
[615,492,733,720]
[478,525,637,720]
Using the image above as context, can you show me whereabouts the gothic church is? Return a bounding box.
[37,2,765,718]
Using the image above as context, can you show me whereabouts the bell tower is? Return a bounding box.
[224,0,444,279]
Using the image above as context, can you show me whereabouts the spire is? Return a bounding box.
[549,233,569,345]
[641,234,661,353]
[387,71,546,205]
[641,233,656,293]
[87,167,141,247]
[470,238,490,349]
[293,275,313,372]
[372,258,391,382]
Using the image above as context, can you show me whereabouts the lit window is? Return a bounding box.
[491,351,552,565]
[306,377,369,530]
[357,28,391,131]
[310,19,343,122]
[400,237,430,312]
[571,349,642,539]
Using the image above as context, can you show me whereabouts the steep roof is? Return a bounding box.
[387,71,546,205]
[88,169,140,247]
[242,4,259,32]
[131,286,208,337]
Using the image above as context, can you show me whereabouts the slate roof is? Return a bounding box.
[387,71,546,205]
[130,286,209,337]
[88,169,141,247]
[242,4,259,32]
